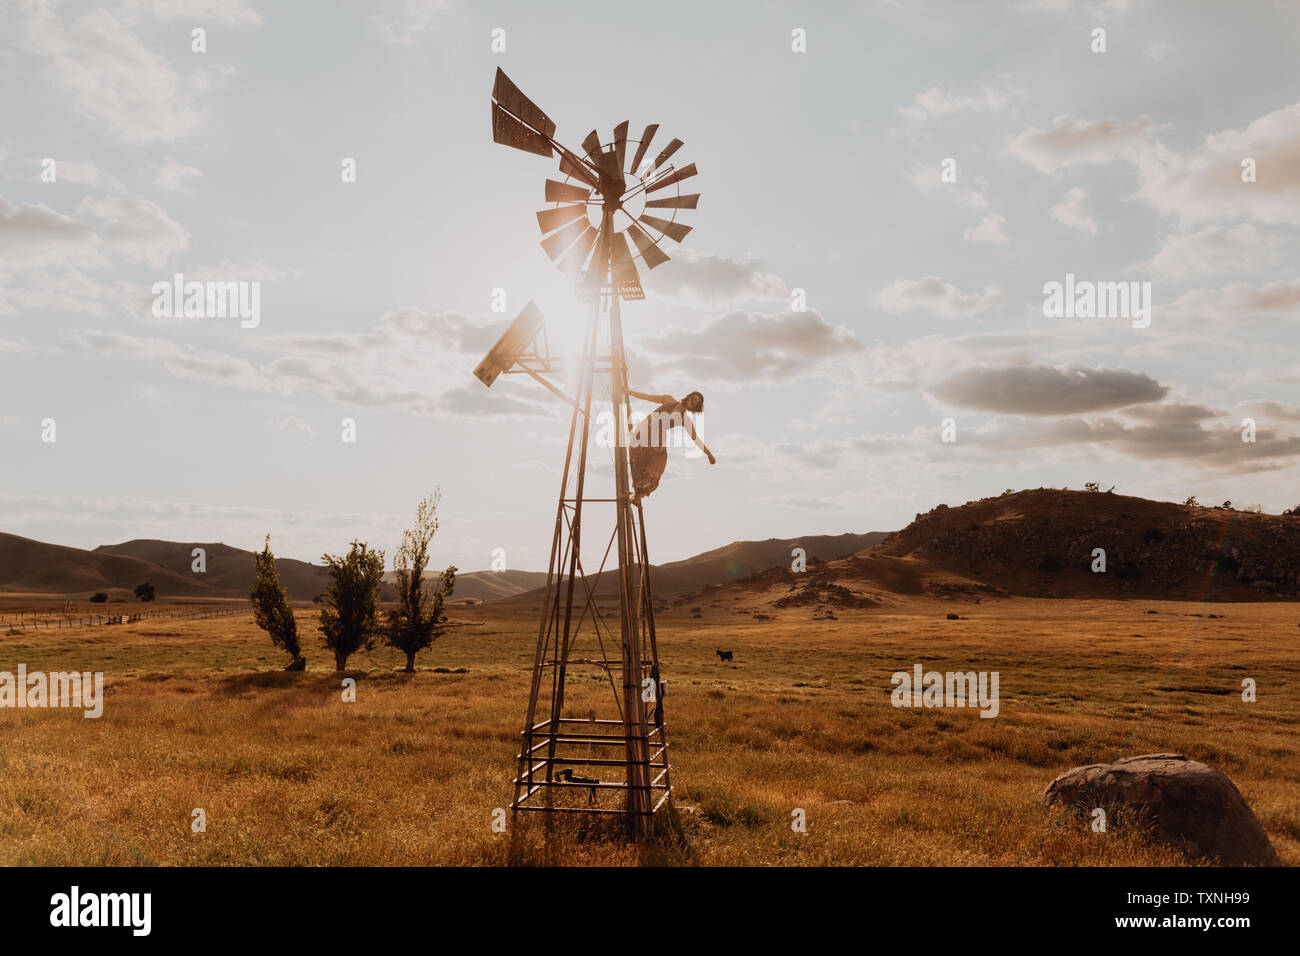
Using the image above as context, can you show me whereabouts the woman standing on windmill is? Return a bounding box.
[625,389,715,501]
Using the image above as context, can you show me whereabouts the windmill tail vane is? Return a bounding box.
[476,68,702,840]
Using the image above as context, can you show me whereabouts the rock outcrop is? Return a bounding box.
[1044,753,1280,866]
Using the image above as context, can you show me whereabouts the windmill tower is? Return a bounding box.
[476,69,700,838]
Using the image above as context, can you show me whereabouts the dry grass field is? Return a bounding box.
[1,595,1297,866]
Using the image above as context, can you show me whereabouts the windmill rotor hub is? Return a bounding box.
[490,68,699,298]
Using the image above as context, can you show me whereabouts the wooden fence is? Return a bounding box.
[1,607,249,632]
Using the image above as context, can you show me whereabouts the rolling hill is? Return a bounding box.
[499,531,891,604]
[95,540,334,601]
[0,531,888,603]
[693,489,1300,613]
[0,533,211,598]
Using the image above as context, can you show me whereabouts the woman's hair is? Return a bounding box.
[683,390,704,411]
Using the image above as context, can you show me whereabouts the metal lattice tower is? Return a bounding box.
[475,69,700,838]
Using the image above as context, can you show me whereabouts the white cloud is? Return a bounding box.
[639,310,862,382]
[0,267,140,317]
[67,330,269,391]
[643,250,787,308]
[68,309,555,418]
[23,5,203,143]
[154,158,204,192]
[1133,99,1300,226]
[1008,115,1160,174]
[876,277,1004,318]
[895,83,1022,121]
[372,0,455,44]
[0,196,99,270]
[1163,280,1300,325]
[147,0,262,26]
[1049,187,1097,234]
[1129,223,1290,280]
[964,213,1008,244]
[48,160,119,189]
[932,363,1167,415]
[271,415,317,437]
[909,164,989,210]
[185,259,286,283]
[77,196,188,269]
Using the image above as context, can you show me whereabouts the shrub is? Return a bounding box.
[1215,554,1240,575]
[250,534,301,665]
[89,592,108,604]
[386,492,457,673]
[319,540,386,672]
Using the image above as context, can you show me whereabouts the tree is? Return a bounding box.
[134,582,156,602]
[386,492,458,673]
[319,540,386,672]
[250,534,301,667]
[90,592,108,604]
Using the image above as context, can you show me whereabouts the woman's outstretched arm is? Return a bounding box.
[683,416,716,465]
[627,388,676,404]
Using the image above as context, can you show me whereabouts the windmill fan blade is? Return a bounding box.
[612,231,642,288]
[582,130,602,160]
[556,225,598,274]
[629,124,658,176]
[558,149,598,188]
[638,214,693,243]
[610,233,647,299]
[625,223,671,269]
[645,193,700,210]
[493,104,553,157]
[613,121,629,172]
[652,138,684,170]
[595,148,623,188]
[536,204,587,234]
[492,68,556,139]
[545,179,591,203]
[540,217,590,260]
[645,162,697,194]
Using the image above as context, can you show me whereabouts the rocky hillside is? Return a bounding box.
[875,488,1299,599]
[681,489,1300,613]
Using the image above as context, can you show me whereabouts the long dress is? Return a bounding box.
[629,400,686,500]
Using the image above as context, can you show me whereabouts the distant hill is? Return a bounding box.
[696,490,1300,611]
[382,568,548,601]
[95,540,334,601]
[874,488,1299,599]
[500,531,891,603]
[1,531,885,603]
[0,533,211,597]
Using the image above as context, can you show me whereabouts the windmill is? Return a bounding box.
[477,68,699,838]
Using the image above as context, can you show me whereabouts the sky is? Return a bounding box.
[2,0,1299,573]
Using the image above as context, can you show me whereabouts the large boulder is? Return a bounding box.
[1043,753,1280,866]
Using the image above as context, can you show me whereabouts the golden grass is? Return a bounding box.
[0,596,1296,866]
